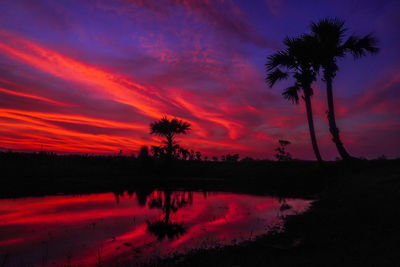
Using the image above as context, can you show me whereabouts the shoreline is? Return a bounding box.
[158,159,400,266]
[2,153,399,266]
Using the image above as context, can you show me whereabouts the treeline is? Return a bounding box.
[139,145,244,163]
[0,149,327,197]
[0,149,267,180]
[1,149,397,199]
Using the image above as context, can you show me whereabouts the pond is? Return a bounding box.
[0,190,311,266]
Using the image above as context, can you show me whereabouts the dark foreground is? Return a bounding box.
[1,152,399,266]
[161,159,400,267]
[0,152,325,198]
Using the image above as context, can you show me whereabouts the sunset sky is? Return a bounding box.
[0,0,399,159]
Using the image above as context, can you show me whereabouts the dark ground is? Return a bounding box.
[160,159,400,267]
[1,152,399,266]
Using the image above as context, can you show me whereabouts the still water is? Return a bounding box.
[0,190,311,266]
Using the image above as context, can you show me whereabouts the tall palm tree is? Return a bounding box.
[266,35,323,163]
[150,116,191,160]
[311,18,379,160]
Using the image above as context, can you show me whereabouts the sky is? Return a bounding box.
[0,0,399,160]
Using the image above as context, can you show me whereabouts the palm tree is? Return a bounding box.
[266,35,323,163]
[311,18,379,160]
[150,116,191,160]
[146,190,191,240]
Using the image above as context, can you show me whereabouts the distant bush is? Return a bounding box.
[275,140,292,161]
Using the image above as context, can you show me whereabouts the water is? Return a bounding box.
[0,190,311,266]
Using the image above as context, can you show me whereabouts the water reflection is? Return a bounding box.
[146,190,191,240]
[0,190,311,266]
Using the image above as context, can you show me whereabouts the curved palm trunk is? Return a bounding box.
[325,77,352,160]
[304,92,323,163]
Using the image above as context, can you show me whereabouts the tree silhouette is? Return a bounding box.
[275,140,292,161]
[150,116,191,160]
[195,151,202,161]
[138,146,149,160]
[222,154,240,162]
[146,190,192,240]
[310,18,379,160]
[266,35,323,163]
[179,147,189,160]
[151,145,166,159]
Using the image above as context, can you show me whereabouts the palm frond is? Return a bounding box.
[266,69,288,87]
[150,116,191,137]
[300,34,321,72]
[283,36,298,48]
[282,85,300,104]
[311,18,348,63]
[344,33,379,58]
[266,50,295,71]
[311,18,346,42]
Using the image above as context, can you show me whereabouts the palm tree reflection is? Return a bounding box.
[146,190,192,240]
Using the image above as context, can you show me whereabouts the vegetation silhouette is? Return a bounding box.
[146,190,192,240]
[135,188,153,207]
[275,140,292,161]
[266,35,323,163]
[138,145,150,161]
[137,145,153,172]
[150,116,191,164]
[310,18,379,160]
[0,149,328,199]
[0,14,397,267]
[220,153,240,162]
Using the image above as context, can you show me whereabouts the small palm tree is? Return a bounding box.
[311,18,379,160]
[150,116,191,160]
[266,35,323,163]
[146,190,191,240]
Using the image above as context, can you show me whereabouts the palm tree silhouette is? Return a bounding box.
[150,116,191,160]
[146,190,192,240]
[310,18,379,160]
[266,35,323,163]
